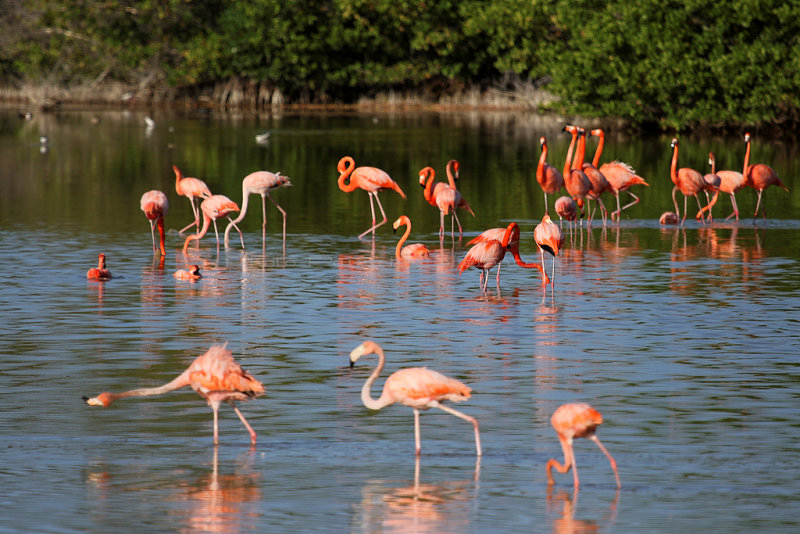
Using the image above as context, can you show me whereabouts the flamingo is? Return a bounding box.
[140,190,168,255]
[705,151,746,221]
[554,196,578,227]
[572,127,609,225]
[458,222,517,292]
[669,138,708,225]
[534,214,565,287]
[85,344,265,445]
[224,170,292,250]
[183,195,243,253]
[698,153,721,222]
[590,129,649,221]
[546,403,621,489]
[337,156,406,239]
[659,211,679,225]
[348,340,481,456]
[743,132,788,222]
[537,136,565,215]
[561,127,592,222]
[392,215,430,259]
[174,165,213,234]
[86,253,112,280]
[466,225,550,287]
[174,265,202,280]
[418,163,475,238]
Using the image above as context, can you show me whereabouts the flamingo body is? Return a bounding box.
[534,215,564,287]
[466,226,550,286]
[555,196,578,223]
[86,253,112,280]
[337,156,405,239]
[224,170,292,249]
[669,138,708,225]
[174,265,202,280]
[419,163,474,238]
[458,223,517,291]
[140,190,169,255]
[591,129,649,220]
[743,132,788,222]
[183,195,241,253]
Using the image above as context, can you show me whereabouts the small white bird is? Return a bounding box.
[144,116,155,129]
[255,132,271,144]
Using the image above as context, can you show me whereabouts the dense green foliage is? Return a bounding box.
[2,0,798,129]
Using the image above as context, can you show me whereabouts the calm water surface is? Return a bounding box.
[1,109,799,532]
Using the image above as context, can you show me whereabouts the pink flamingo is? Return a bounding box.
[174,265,202,280]
[705,152,746,221]
[590,129,649,221]
[418,163,475,238]
[85,344,265,445]
[669,138,708,225]
[140,190,169,255]
[173,165,212,234]
[546,403,621,489]
[348,340,481,456]
[537,137,565,215]
[224,170,292,249]
[572,127,609,225]
[534,214,565,286]
[86,253,112,280]
[466,225,550,287]
[392,215,430,259]
[554,196,578,227]
[183,195,243,253]
[562,127,592,222]
[337,156,406,239]
[743,132,789,222]
[698,152,721,221]
[457,222,517,292]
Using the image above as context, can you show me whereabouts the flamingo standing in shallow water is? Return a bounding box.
[337,156,406,239]
[590,129,649,221]
[173,165,212,234]
[534,215,565,287]
[554,196,578,228]
[224,170,292,250]
[419,163,475,238]
[562,127,592,222]
[183,195,243,253]
[697,153,721,222]
[140,190,168,255]
[743,132,789,223]
[348,340,481,456]
[572,127,609,225]
[546,403,621,489]
[87,253,112,280]
[458,222,517,292]
[174,265,202,280]
[84,344,265,445]
[669,138,708,225]
[537,137,565,215]
[392,215,430,259]
[466,225,550,287]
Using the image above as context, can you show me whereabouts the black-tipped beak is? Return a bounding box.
[81,396,90,402]
[349,360,355,369]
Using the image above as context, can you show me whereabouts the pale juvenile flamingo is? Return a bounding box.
[418,163,474,238]
[392,215,430,259]
[183,195,243,253]
[174,265,202,280]
[571,127,609,225]
[140,190,168,255]
[669,138,708,225]
[743,132,789,222]
[466,225,550,287]
[85,344,264,445]
[86,253,112,280]
[337,156,406,239]
[659,211,679,225]
[590,129,649,221]
[554,196,578,227]
[457,222,517,292]
[173,165,213,234]
[348,340,481,456]
[534,214,565,286]
[546,403,620,489]
[224,170,292,249]
[537,136,565,215]
[562,127,592,222]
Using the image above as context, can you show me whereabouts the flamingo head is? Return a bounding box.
[589,128,603,138]
[392,215,410,233]
[418,166,434,186]
[744,132,751,143]
[539,137,547,149]
[84,392,114,407]
[670,138,678,149]
[190,265,202,277]
[349,340,380,367]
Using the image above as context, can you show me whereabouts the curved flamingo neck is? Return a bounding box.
[501,223,518,248]
[420,168,436,202]
[446,160,458,188]
[591,131,604,168]
[395,222,411,258]
[173,166,184,190]
[183,214,212,251]
[573,131,586,170]
[337,157,360,192]
[361,347,393,410]
[670,142,679,185]
[537,141,548,182]
[742,135,751,183]
[564,131,577,178]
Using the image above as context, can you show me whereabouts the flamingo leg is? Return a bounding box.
[452,210,463,237]
[611,192,622,222]
[358,192,388,239]
[671,186,681,223]
[148,219,157,253]
[695,194,706,223]
[725,193,740,221]
[266,192,288,245]
[546,436,573,485]
[179,197,201,234]
[212,402,220,445]
[618,190,641,214]
[682,195,689,225]
[230,402,257,445]
[589,435,621,488]
[227,217,245,249]
[544,191,549,215]
[753,190,765,223]
[439,210,446,238]
[434,402,482,456]
[414,408,422,456]
[261,194,268,243]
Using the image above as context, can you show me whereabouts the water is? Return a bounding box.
[1,109,799,532]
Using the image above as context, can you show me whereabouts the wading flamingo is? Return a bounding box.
[419,163,475,238]
[534,215,565,287]
[546,403,620,489]
[572,127,609,225]
[659,211,679,225]
[140,190,168,255]
[537,137,565,215]
[174,265,202,280]
[224,171,292,250]
[337,156,406,239]
[554,196,578,227]
[590,129,649,221]
[669,138,708,225]
[183,195,242,253]
[84,344,265,445]
[458,222,517,292]
[698,153,721,222]
[705,153,746,221]
[466,225,550,287]
[392,215,430,259]
[743,132,788,223]
[174,165,213,234]
[87,253,112,280]
[562,127,592,222]
[348,340,481,456]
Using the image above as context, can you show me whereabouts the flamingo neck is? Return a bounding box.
[742,137,751,185]
[591,132,604,168]
[183,214,212,251]
[337,158,359,192]
[157,218,166,255]
[670,143,679,185]
[564,131,577,178]
[421,169,435,202]
[573,132,586,170]
[446,161,457,188]
[360,348,393,411]
[395,223,411,258]
[105,374,191,405]
[537,143,548,182]
[173,166,183,190]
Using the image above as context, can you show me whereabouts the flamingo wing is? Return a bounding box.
[385,368,471,408]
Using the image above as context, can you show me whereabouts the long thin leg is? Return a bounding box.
[213,403,220,445]
[682,195,689,225]
[619,190,641,213]
[261,195,268,243]
[611,192,622,221]
[695,194,705,223]
[452,211,463,237]
[179,198,201,234]
[725,193,739,221]
[148,220,157,253]
[439,210,446,238]
[358,192,389,239]
[227,217,245,249]
[589,435,621,488]
[753,190,765,223]
[266,192,288,245]
[551,255,557,287]
[414,408,421,456]
[435,403,482,456]
[231,402,257,445]
[672,186,681,223]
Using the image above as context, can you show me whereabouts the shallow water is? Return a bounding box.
[1,109,799,532]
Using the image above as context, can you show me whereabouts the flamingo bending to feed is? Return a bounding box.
[173,165,212,234]
[419,162,475,238]
[348,340,481,456]
[590,129,649,220]
[140,190,169,255]
[183,195,243,253]
[669,138,708,225]
[743,132,788,222]
[458,222,517,292]
[174,265,202,280]
[466,225,550,287]
[546,403,621,489]
[659,212,679,225]
[554,196,578,227]
[224,170,292,249]
[392,215,430,259]
[337,156,406,239]
[534,215,565,287]
[84,344,265,445]
[87,253,112,280]
[537,137,565,215]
